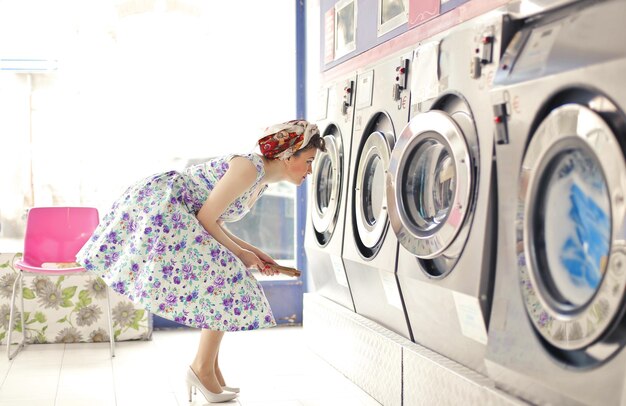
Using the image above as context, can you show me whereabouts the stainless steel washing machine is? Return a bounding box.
[305,73,358,311]
[386,10,510,374]
[485,1,626,404]
[341,50,413,338]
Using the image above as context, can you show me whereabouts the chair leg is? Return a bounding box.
[20,275,25,341]
[105,288,115,358]
[6,273,25,360]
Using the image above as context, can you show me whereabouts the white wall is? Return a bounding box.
[0,0,297,242]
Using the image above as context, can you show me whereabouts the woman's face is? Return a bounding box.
[286,149,318,185]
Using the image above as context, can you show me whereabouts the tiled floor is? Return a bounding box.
[0,326,380,406]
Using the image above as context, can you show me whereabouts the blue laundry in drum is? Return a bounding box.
[560,184,610,290]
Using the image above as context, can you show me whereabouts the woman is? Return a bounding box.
[77,119,325,403]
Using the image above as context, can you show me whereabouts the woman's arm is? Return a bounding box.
[196,157,265,270]
[218,222,256,253]
[219,223,279,276]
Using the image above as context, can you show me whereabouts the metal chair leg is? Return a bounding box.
[6,273,25,360]
[105,287,115,358]
[20,274,25,341]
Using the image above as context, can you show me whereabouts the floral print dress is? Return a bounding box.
[76,153,276,331]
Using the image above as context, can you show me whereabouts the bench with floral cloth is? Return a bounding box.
[0,252,152,345]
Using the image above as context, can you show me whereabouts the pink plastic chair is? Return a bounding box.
[7,207,115,359]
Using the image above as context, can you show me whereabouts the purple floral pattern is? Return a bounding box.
[77,154,275,331]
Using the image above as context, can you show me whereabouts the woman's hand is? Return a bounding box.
[239,249,265,271]
[260,262,280,276]
[239,248,279,276]
[254,249,280,276]
[255,249,276,265]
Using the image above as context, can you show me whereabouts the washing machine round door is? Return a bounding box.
[518,104,626,353]
[311,131,343,246]
[354,129,394,254]
[387,110,472,259]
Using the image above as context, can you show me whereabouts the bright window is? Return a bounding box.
[0,1,297,270]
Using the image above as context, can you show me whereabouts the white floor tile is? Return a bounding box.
[0,372,58,401]
[8,360,63,374]
[10,346,64,365]
[0,326,379,406]
[116,392,179,406]
[0,399,55,406]
[0,368,8,389]
[55,396,116,406]
[56,378,115,399]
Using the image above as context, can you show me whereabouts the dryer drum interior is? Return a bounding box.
[311,127,343,247]
[401,132,456,235]
[518,97,626,367]
[352,112,394,259]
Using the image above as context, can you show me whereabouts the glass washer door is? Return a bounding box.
[518,104,626,351]
[354,131,393,250]
[387,110,472,259]
[311,133,342,245]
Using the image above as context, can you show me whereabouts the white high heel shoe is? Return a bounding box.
[222,385,240,394]
[194,385,240,395]
[186,367,237,403]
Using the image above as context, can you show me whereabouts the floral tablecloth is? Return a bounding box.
[0,252,152,344]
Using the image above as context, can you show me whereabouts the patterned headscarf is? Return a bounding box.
[258,119,320,160]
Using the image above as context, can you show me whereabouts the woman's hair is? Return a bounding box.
[293,133,326,157]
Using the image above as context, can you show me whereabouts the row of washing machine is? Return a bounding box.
[304,0,626,404]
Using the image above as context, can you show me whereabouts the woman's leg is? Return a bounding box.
[215,349,226,387]
[190,329,225,393]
